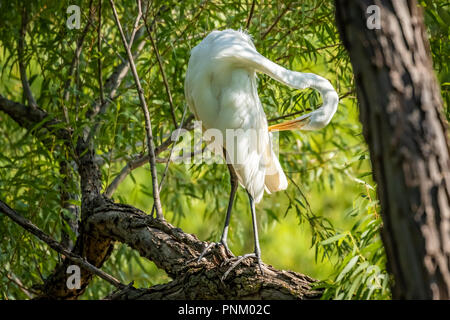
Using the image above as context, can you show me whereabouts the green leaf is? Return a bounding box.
[337,256,360,282]
[320,233,347,245]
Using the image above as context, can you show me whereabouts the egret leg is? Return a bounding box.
[248,191,264,274]
[197,161,237,261]
[219,162,238,253]
[221,191,265,280]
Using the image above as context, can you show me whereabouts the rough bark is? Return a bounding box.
[36,149,115,299]
[33,195,320,300]
[335,0,450,299]
[87,199,321,300]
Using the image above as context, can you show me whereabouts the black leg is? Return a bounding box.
[221,191,265,280]
[247,191,263,274]
[220,162,238,252]
[197,150,237,261]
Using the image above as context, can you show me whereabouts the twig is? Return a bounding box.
[109,0,163,219]
[79,7,126,63]
[18,4,37,109]
[59,160,80,251]
[58,1,95,245]
[0,200,125,289]
[58,3,95,240]
[150,1,208,69]
[88,0,159,124]
[128,0,142,49]
[143,13,177,127]
[97,0,105,108]
[0,94,72,142]
[62,0,95,123]
[103,281,135,300]
[86,28,146,142]
[245,0,256,29]
[261,3,291,39]
[150,103,188,216]
[104,116,194,198]
[60,0,94,238]
[3,272,37,298]
[158,103,188,189]
[268,91,354,123]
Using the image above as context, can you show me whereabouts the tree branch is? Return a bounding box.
[261,3,291,39]
[18,4,37,109]
[150,103,188,216]
[0,94,72,143]
[97,0,105,114]
[143,13,177,127]
[245,0,256,29]
[109,0,163,219]
[149,2,208,69]
[86,27,146,122]
[128,0,142,50]
[104,116,194,198]
[0,200,125,290]
[3,189,320,299]
[267,91,354,123]
[59,1,96,247]
[86,200,321,300]
[62,0,95,123]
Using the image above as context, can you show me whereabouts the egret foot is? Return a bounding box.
[221,252,264,281]
[197,240,234,262]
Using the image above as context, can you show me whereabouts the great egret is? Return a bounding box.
[184,29,338,277]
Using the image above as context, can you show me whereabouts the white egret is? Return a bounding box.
[184,29,339,277]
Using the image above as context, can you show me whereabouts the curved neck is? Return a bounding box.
[219,45,339,129]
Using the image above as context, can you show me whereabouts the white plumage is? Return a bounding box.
[185,30,277,204]
[185,29,338,202]
[184,29,339,275]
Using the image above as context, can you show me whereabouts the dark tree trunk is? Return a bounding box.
[335,0,450,299]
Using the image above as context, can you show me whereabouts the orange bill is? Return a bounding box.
[268,117,310,132]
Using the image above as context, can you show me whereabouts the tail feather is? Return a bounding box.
[264,148,287,194]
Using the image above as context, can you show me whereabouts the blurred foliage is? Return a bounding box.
[0,0,448,300]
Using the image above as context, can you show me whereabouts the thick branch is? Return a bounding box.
[86,201,321,300]
[0,94,71,143]
[35,196,114,299]
[128,0,142,49]
[6,191,319,299]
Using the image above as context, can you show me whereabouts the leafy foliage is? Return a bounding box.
[0,0,447,300]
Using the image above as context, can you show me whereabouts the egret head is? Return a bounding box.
[268,90,339,132]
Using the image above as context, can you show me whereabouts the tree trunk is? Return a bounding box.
[335,0,450,299]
